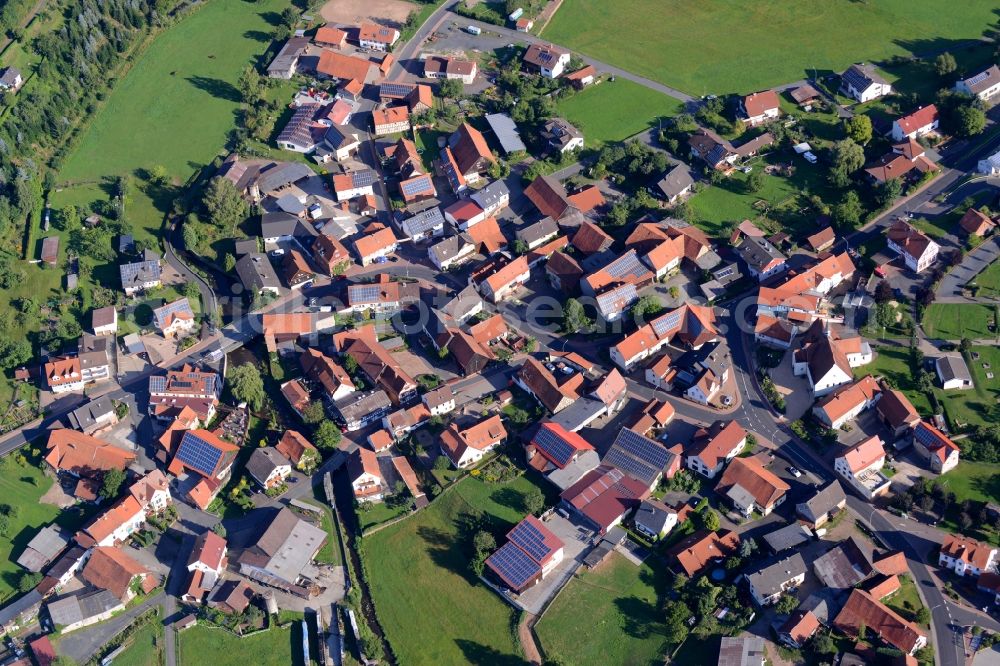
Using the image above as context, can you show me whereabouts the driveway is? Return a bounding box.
[763,352,812,420]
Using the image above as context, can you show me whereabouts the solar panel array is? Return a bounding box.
[401,175,434,197]
[154,298,192,327]
[404,208,444,235]
[486,542,540,589]
[605,428,673,484]
[652,310,682,337]
[349,284,380,304]
[176,432,224,477]
[715,264,736,280]
[913,423,942,448]
[379,82,415,98]
[533,426,575,467]
[149,376,166,393]
[967,71,990,86]
[351,170,377,188]
[597,284,637,313]
[508,519,555,563]
[605,251,645,279]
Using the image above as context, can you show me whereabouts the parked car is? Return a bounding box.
[787,466,802,478]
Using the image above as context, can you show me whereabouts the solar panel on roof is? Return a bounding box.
[604,448,657,483]
[612,428,673,469]
[350,285,380,303]
[401,176,433,197]
[352,171,376,187]
[508,520,554,563]
[913,424,942,448]
[176,432,224,477]
[605,252,644,278]
[486,542,540,589]
[652,311,682,337]
[380,82,415,98]
[715,265,736,279]
[967,71,990,86]
[534,427,575,467]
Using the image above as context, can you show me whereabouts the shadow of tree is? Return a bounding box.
[243,30,272,43]
[186,76,242,103]
[614,595,664,640]
[490,487,527,515]
[454,639,526,666]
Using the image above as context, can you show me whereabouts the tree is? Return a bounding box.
[701,507,720,532]
[562,298,592,333]
[301,401,326,424]
[744,169,764,193]
[473,530,495,554]
[915,606,930,625]
[663,601,690,645]
[314,421,342,449]
[512,239,528,256]
[149,164,169,185]
[433,455,451,471]
[956,105,987,137]
[224,254,236,272]
[876,178,903,208]
[0,339,30,369]
[524,486,545,515]
[343,355,359,375]
[238,65,264,105]
[834,190,864,228]
[17,571,41,593]
[692,576,721,616]
[960,337,972,353]
[631,295,663,321]
[228,364,265,410]
[182,219,200,250]
[934,52,957,76]
[844,115,873,144]
[0,515,10,537]
[280,6,298,27]
[298,448,320,474]
[828,139,865,187]
[857,621,867,641]
[775,593,798,614]
[202,177,249,230]
[438,78,463,98]
[100,468,126,500]
[812,632,837,655]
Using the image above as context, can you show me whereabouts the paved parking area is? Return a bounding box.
[765,353,812,420]
[508,513,593,615]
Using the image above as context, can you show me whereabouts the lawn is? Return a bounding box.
[360,474,550,665]
[554,79,684,147]
[972,258,1000,298]
[177,624,304,666]
[938,461,1000,508]
[301,493,343,567]
[936,345,1000,430]
[0,455,92,604]
[52,0,290,248]
[112,620,164,666]
[922,303,998,340]
[859,345,932,416]
[542,0,999,95]
[535,554,673,665]
[687,155,837,240]
[357,501,410,534]
[884,575,928,629]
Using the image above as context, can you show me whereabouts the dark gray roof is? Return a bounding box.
[718,636,766,666]
[0,589,42,627]
[633,499,674,536]
[47,588,120,627]
[16,525,69,572]
[439,284,483,321]
[119,259,161,289]
[471,180,510,210]
[485,113,527,154]
[936,355,972,383]
[812,537,874,589]
[762,522,812,552]
[256,162,313,194]
[260,212,310,239]
[429,233,475,265]
[233,239,259,256]
[515,217,559,245]
[657,164,695,199]
[334,389,391,422]
[736,236,786,270]
[237,507,326,584]
[235,253,282,293]
[68,396,116,432]
[268,36,309,74]
[745,553,807,598]
[401,207,445,237]
[246,447,291,485]
[795,480,846,524]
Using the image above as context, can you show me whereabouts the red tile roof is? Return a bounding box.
[666,529,740,576]
[895,105,938,136]
[560,465,649,532]
[834,589,925,654]
[276,430,317,465]
[688,420,746,470]
[571,221,614,254]
[840,435,885,474]
[874,551,909,576]
[715,456,790,509]
[743,90,780,117]
[45,430,136,476]
[188,531,227,572]
[941,533,995,569]
[82,546,150,600]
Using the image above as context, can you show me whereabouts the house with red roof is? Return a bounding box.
[959,207,996,237]
[835,435,891,500]
[886,219,939,273]
[477,255,530,303]
[912,421,960,474]
[666,528,740,576]
[939,533,997,577]
[348,447,384,502]
[891,104,939,142]
[525,422,599,490]
[833,588,927,655]
[740,90,780,126]
[716,456,790,517]
[610,303,718,370]
[446,123,494,185]
[440,415,507,468]
[812,375,882,429]
[685,420,746,479]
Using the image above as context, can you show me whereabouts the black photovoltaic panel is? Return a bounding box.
[352,171,376,188]
[486,542,540,589]
[613,428,673,469]
[604,448,657,483]
[534,427,574,467]
[508,521,553,563]
[176,433,224,477]
[913,424,940,448]
[605,252,643,278]
[401,176,433,197]
[406,209,443,234]
[149,376,166,393]
[715,265,736,279]
[380,82,415,98]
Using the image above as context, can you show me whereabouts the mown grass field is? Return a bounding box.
[177,624,303,666]
[535,554,673,666]
[554,79,684,147]
[922,303,997,340]
[112,620,164,666]
[938,461,1000,508]
[542,0,999,94]
[52,0,289,247]
[361,475,549,665]
[972,258,1000,297]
